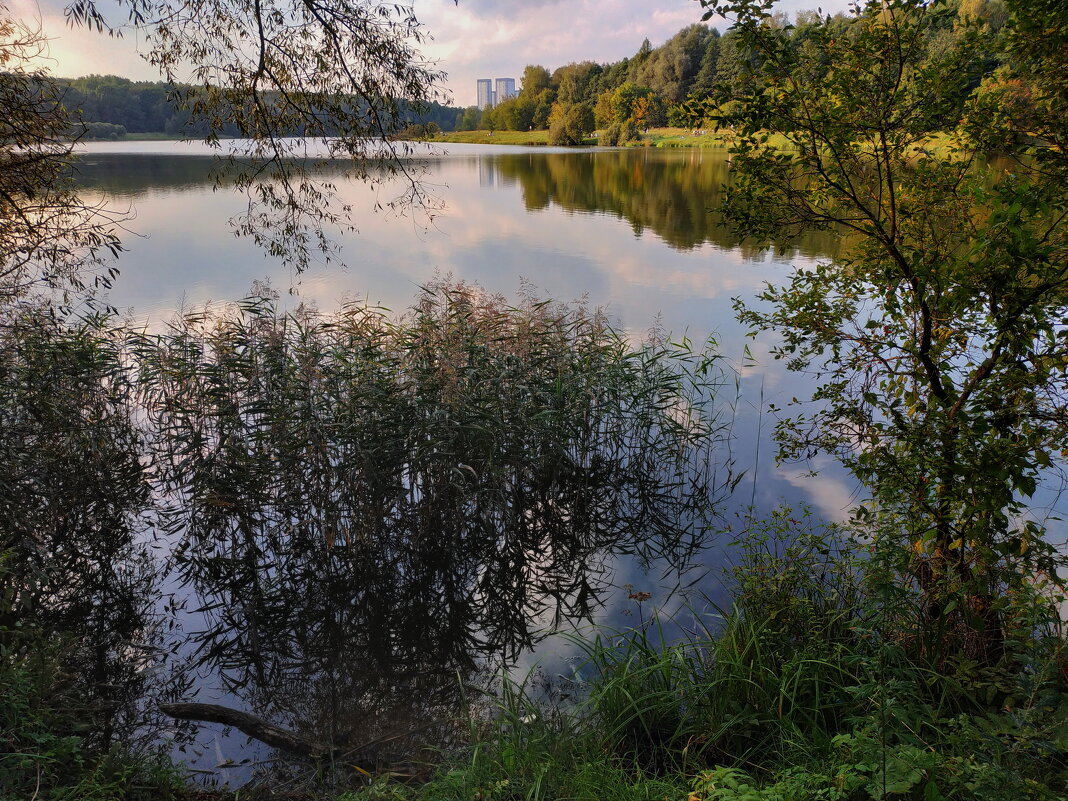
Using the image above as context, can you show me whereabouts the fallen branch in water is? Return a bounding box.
[159,702,354,764]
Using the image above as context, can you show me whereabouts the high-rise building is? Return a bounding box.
[494,78,517,104]
[476,79,494,110]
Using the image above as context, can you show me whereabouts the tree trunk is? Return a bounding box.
[159,702,372,768]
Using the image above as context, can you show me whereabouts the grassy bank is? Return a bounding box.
[344,516,1068,801]
[434,129,558,146]
[434,127,772,149]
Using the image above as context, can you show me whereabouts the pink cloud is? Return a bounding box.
[9,0,853,104]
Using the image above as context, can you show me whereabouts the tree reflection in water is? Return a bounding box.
[491,149,841,258]
[74,148,840,261]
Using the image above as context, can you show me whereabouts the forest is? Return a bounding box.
[60,2,1012,149]
[58,75,463,138]
[457,0,1014,145]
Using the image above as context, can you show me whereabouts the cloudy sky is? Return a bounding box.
[11,0,852,106]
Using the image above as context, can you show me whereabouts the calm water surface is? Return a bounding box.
[75,141,856,512]
[67,141,867,782]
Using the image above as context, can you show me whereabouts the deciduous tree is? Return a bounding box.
[700,0,1068,665]
[0,8,122,302]
[4,0,447,281]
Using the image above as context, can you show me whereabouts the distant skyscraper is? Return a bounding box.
[476,79,494,110]
[494,78,517,104]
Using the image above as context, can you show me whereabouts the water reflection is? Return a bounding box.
[0,312,169,751]
[74,148,840,259]
[131,284,729,768]
[48,143,861,779]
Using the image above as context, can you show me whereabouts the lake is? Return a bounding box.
[75,141,853,503]
[68,141,862,783]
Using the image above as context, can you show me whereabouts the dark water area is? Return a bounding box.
[10,142,892,784]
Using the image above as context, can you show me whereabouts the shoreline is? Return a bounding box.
[435,126,732,149]
[77,127,735,149]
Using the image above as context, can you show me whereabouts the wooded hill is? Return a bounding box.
[465,0,1013,145]
[58,74,463,138]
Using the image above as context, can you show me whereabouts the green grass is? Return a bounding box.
[93,127,946,152]
[436,129,558,146]
[436,127,791,150]
[339,515,1068,801]
[636,126,733,148]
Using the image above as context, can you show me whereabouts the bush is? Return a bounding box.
[77,121,128,140]
[599,122,621,146]
[390,121,440,140]
[0,590,186,799]
[548,102,594,146]
[599,120,640,147]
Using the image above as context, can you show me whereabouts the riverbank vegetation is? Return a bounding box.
[54,75,462,140]
[395,515,1067,801]
[362,0,1068,798]
[0,283,729,799]
[455,0,1018,147]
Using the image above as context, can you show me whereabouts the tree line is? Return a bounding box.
[462,0,1015,145]
[58,74,463,138]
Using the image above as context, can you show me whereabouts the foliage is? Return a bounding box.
[595,83,665,129]
[548,102,594,146]
[0,638,187,800]
[55,74,461,137]
[16,280,719,759]
[77,120,128,139]
[0,277,734,791]
[0,537,182,801]
[0,6,122,302]
[520,66,554,100]
[55,0,447,271]
[488,94,538,132]
[0,308,167,756]
[366,511,1067,801]
[628,24,719,104]
[131,279,728,677]
[455,105,483,131]
[552,61,603,106]
[699,0,1068,666]
[466,7,1028,140]
[599,120,640,147]
[1,0,450,280]
[391,121,440,141]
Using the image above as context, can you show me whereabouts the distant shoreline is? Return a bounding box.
[435,127,732,149]
[76,127,738,149]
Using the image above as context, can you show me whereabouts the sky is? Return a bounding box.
[10,0,853,107]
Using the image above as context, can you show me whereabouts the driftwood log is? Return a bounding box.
[159,702,369,767]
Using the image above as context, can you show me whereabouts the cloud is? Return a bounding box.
[8,0,855,102]
[455,0,566,15]
[778,458,860,522]
[10,0,167,80]
[417,0,854,105]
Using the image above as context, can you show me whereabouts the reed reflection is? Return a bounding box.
[0,310,167,751]
[136,282,730,755]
